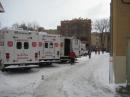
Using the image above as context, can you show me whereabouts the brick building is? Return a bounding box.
[57,18,91,46]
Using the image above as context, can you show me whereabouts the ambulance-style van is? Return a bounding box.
[80,42,87,56]
[0,29,39,71]
[60,36,81,62]
[72,38,81,57]
[60,36,72,62]
[38,32,61,65]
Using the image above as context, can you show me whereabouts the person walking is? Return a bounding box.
[95,47,97,54]
[88,48,91,59]
[97,47,100,54]
[69,51,76,65]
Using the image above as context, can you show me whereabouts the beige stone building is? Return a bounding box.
[91,32,101,48]
[111,0,130,84]
[104,32,111,52]
[91,32,110,51]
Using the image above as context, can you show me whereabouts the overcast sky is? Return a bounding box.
[0,0,110,29]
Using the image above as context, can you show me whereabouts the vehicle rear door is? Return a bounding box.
[44,35,55,59]
[13,31,31,64]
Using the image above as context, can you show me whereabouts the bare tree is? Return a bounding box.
[27,22,39,31]
[12,22,40,31]
[12,23,19,29]
[19,23,28,30]
[12,22,27,30]
[94,18,110,48]
[94,18,110,32]
[38,27,45,32]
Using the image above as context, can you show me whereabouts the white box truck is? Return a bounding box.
[0,29,39,71]
[72,38,81,57]
[39,32,60,66]
[60,36,81,62]
[60,36,72,62]
[80,42,87,56]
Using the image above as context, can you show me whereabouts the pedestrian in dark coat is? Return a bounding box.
[88,48,91,59]
[69,51,76,64]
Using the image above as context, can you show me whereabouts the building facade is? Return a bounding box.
[91,32,101,48]
[57,18,91,46]
[111,0,130,84]
[91,32,111,51]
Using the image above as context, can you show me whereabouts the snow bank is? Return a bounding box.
[0,53,120,97]
[34,53,119,97]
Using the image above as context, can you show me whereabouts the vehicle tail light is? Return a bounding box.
[32,42,37,47]
[35,53,38,59]
[55,43,58,47]
[6,53,10,60]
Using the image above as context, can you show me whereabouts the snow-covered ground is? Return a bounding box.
[0,53,122,97]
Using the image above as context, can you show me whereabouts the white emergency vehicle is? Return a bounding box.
[60,36,80,62]
[38,32,60,65]
[80,42,87,56]
[60,36,72,62]
[72,38,81,57]
[0,29,39,71]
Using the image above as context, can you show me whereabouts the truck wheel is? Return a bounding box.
[48,62,52,65]
[0,65,5,72]
[24,67,31,71]
[39,63,44,67]
[1,68,5,72]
